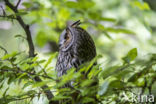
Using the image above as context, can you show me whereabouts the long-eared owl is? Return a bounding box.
[56,20,96,77]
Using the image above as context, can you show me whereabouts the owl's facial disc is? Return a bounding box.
[60,20,81,51]
[61,28,74,51]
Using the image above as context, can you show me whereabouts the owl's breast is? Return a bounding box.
[56,51,73,77]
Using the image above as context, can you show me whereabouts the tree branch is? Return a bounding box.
[3,0,58,103]
[4,0,34,57]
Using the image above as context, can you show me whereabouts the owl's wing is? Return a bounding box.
[71,31,96,69]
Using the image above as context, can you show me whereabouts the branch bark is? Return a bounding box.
[3,0,58,103]
[4,0,34,57]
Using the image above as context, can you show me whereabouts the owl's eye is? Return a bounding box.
[63,30,72,48]
[64,33,69,40]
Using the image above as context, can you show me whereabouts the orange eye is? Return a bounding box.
[65,33,69,40]
[64,32,72,47]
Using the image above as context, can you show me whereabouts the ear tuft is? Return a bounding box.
[71,20,81,27]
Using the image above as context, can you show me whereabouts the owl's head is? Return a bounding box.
[59,20,81,51]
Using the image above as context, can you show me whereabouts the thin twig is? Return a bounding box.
[15,0,21,9]
[0,45,8,54]
[0,5,6,16]
[0,68,56,80]
[0,15,16,19]
[0,5,16,20]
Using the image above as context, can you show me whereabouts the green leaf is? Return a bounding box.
[101,17,116,22]
[0,61,3,67]
[1,65,12,70]
[37,59,46,64]
[80,79,94,87]
[23,82,33,89]
[2,52,18,60]
[27,90,37,95]
[56,68,81,87]
[0,82,4,89]
[98,77,117,95]
[65,1,78,8]
[20,63,30,70]
[97,24,135,35]
[132,1,150,10]
[99,65,120,79]
[36,31,48,47]
[128,72,140,82]
[152,64,156,71]
[82,97,95,103]
[17,73,27,79]
[88,65,101,79]
[30,63,38,68]
[58,88,71,93]
[22,2,32,8]
[66,0,95,10]
[7,75,16,84]
[32,56,38,62]
[44,52,57,69]
[15,12,28,16]
[115,67,133,79]
[32,81,51,88]
[52,95,72,101]
[14,34,26,39]
[3,87,9,97]
[136,78,145,87]
[98,81,109,95]
[103,31,112,39]
[88,11,116,22]
[78,0,95,9]
[85,55,101,73]
[122,48,138,64]
[105,27,135,34]
[109,80,125,88]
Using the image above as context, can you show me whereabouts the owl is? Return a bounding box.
[56,20,96,77]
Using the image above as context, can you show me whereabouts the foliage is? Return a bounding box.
[0,49,155,104]
[0,0,156,104]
